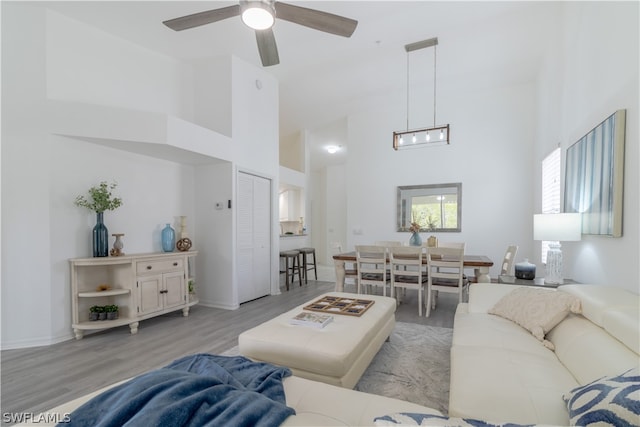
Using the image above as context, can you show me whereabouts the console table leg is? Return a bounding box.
[73,329,84,340]
[182,307,190,317]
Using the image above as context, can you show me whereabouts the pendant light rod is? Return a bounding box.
[433,44,437,127]
[406,50,410,131]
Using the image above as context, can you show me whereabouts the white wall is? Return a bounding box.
[1,4,280,348]
[1,3,52,348]
[45,9,193,121]
[194,162,235,309]
[1,4,200,348]
[535,2,639,291]
[336,80,537,279]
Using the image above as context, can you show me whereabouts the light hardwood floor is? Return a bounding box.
[1,281,459,422]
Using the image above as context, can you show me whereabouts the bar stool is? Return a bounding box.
[279,250,303,291]
[298,247,317,284]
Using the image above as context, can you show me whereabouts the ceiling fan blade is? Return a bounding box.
[274,2,357,37]
[255,28,280,67]
[163,5,240,31]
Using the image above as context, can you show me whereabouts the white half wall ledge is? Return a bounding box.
[46,99,234,165]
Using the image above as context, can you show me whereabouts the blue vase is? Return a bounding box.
[409,232,422,247]
[162,224,175,252]
[93,212,109,257]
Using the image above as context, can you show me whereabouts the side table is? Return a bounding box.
[498,276,579,289]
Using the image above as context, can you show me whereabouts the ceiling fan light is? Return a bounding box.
[241,4,275,30]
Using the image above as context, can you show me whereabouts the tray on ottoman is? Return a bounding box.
[304,296,374,317]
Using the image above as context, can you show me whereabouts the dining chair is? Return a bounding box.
[500,245,519,276]
[374,241,403,248]
[426,246,468,317]
[331,242,358,292]
[355,245,390,296]
[389,246,428,316]
[435,241,465,249]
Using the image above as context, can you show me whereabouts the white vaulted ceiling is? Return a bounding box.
[38,1,560,166]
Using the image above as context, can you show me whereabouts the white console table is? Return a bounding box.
[70,251,197,339]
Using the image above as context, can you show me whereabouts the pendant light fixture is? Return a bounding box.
[393,37,450,150]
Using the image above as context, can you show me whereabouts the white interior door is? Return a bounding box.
[237,172,272,303]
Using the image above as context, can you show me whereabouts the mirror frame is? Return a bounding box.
[396,182,462,232]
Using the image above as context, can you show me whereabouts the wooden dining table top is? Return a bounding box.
[332,251,494,267]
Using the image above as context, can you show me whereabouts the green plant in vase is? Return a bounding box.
[105,304,119,320]
[94,305,107,321]
[89,305,100,321]
[74,181,123,257]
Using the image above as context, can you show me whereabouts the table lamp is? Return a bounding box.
[533,213,582,285]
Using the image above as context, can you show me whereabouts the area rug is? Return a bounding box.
[221,322,452,414]
[354,322,452,414]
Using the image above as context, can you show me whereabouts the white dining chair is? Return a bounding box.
[331,242,358,292]
[356,245,390,296]
[426,246,468,317]
[500,245,519,276]
[389,246,428,316]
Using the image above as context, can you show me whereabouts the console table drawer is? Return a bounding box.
[136,258,184,274]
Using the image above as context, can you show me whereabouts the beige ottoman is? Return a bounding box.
[238,292,396,389]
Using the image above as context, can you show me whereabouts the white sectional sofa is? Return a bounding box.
[450,283,640,426]
[21,283,640,426]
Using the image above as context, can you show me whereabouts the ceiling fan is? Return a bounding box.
[163,0,358,67]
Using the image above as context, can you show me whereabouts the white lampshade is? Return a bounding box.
[533,213,582,241]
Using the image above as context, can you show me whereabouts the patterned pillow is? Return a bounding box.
[373,413,533,426]
[563,367,640,426]
[488,287,581,350]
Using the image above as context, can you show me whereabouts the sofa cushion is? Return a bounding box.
[488,287,581,349]
[559,284,637,326]
[449,344,578,425]
[547,314,640,385]
[602,307,640,354]
[373,413,532,426]
[467,283,527,314]
[453,310,556,360]
[562,367,639,427]
[282,376,442,427]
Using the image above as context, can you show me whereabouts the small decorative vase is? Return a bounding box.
[179,216,188,239]
[110,233,124,256]
[107,311,119,320]
[93,212,109,257]
[409,232,422,246]
[427,235,438,247]
[162,223,176,252]
[515,259,536,280]
[89,312,99,322]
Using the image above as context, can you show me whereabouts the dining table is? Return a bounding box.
[332,251,494,292]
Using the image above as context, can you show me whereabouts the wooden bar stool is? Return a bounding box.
[279,250,303,290]
[298,247,317,284]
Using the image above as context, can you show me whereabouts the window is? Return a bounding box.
[541,148,561,262]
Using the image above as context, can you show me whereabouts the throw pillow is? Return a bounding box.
[374,413,533,426]
[563,367,639,427]
[488,287,581,350]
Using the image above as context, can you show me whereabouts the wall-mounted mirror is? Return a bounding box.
[397,183,462,232]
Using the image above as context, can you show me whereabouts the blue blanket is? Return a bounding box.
[61,354,295,427]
